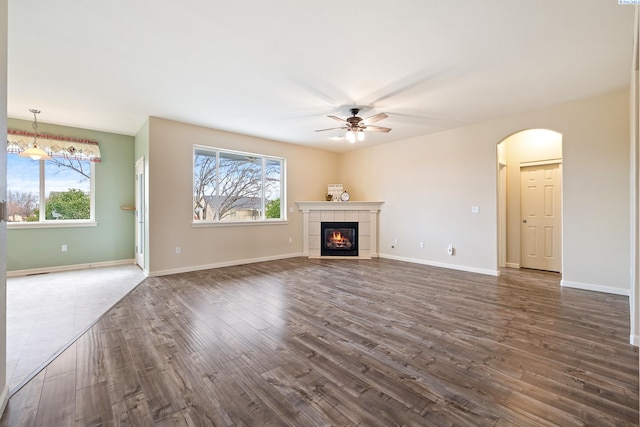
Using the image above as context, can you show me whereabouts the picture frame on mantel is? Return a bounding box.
[327,184,343,201]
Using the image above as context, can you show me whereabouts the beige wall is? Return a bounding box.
[339,89,631,294]
[140,89,631,294]
[145,117,338,275]
[339,121,500,275]
[502,129,562,268]
[631,8,640,345]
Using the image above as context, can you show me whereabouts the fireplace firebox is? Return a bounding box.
[321,222,358,256]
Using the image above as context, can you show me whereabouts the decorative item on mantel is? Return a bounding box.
[327,184,343,201]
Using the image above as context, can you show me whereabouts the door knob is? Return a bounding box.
[522,219,527,223]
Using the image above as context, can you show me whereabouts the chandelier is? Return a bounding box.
[18,109,52,160]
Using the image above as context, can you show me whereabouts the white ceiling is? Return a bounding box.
[7,1,636,153]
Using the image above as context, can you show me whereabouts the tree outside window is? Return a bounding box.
[193,147,284,222]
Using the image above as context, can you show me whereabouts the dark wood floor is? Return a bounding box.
[1,258,637,426]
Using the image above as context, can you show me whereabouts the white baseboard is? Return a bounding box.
[7,259,136,278]
[561,279,629,296]
[630,334,640,347]
[378,254,499,276]
[148,253,304,277]
[506,262,520,269]
[0,384,9,419]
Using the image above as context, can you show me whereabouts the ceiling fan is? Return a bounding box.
[315,108,391,143]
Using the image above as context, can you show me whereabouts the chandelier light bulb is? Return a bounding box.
[18,146,51,161]
[357,131,365,142]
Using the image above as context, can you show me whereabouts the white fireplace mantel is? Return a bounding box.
[295,201,384,259]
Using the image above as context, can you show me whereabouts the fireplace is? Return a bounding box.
[295,201,383,259]
[321,222,358,256]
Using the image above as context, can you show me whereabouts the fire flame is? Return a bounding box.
[331,231,344,242]
[327,230,351,249]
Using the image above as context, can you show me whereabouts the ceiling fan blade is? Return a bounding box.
[362,112,388,125]
[315,126,348,132]
[363,125,392,133]
[328,115,347,123]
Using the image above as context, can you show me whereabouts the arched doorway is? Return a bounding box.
[497,129,563,274]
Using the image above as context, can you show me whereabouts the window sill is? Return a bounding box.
[7,221,98,230]
[192,220,289,228]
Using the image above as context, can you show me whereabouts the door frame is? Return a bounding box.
[498,163,507,269]
[496,129,563,276]
[135,157,145,269]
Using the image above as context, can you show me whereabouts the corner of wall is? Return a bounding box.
[1,0,9,409]
[0,385,8,420]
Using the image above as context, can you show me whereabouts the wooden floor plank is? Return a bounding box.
[110,391,154,427]
[35,370,75,427]
[1,258,637,426]
[74,381,113,426]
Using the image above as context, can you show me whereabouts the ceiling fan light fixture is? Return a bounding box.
[346,130,356,143]
[315,108,391,143]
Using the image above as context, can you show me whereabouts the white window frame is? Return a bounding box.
[192,145,287,226]
[7,158,97,229]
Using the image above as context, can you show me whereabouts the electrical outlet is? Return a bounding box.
[393,238,398,245]
[447,244,454,256]
[419,242,424,249]
[288,237,293,243]
[61,244,67,252]
[471,206,480,214]
[175,247,181,254]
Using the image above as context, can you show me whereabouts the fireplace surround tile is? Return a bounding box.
[359,235,371,251]
[344,211,360,222]
[295,201,383,259]
[320,211,334,222]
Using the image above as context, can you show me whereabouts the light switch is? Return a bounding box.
[471,206,480,214]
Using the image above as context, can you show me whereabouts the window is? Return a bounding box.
[7,155,95,224]
[6,129,100,226]
[193,146,285,223]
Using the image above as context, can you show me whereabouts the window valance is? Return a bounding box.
[7,129,102,162]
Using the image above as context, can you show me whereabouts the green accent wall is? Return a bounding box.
[7,118,135,271]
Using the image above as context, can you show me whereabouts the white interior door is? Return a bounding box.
[521,163,562,272]
[135,157,145,268]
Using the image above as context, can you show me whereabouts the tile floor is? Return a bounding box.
[6,264,145,393]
